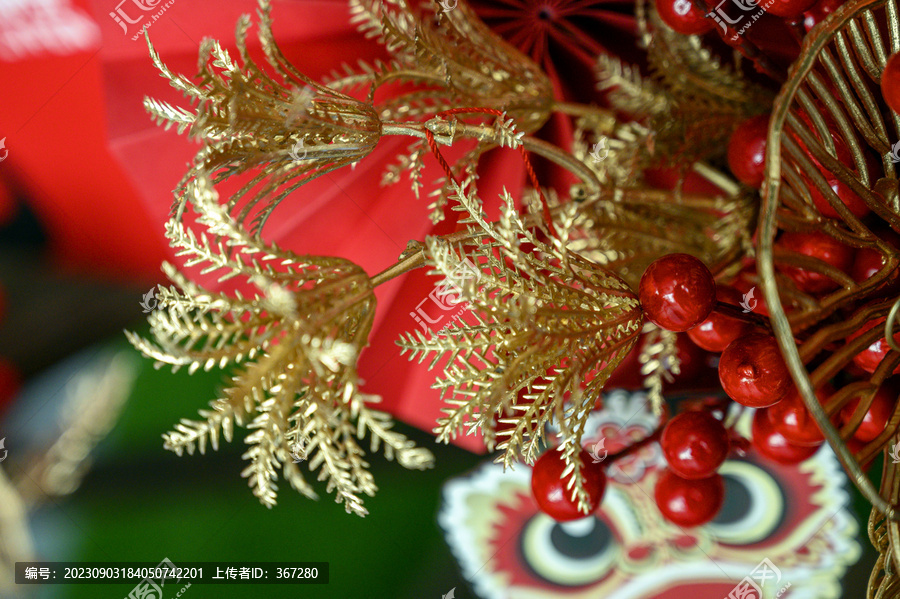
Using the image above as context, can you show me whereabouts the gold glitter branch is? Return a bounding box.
[397,184,643,514]
[127,175,433,515]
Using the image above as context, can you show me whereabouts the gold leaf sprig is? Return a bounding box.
[127,174,433,515]
[347,0,553,128]
[637,6,773,166]
[397,184,643,515]
[144,2,383,236]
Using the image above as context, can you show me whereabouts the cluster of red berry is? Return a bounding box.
[531,248,896,527]
[526,25,900,532]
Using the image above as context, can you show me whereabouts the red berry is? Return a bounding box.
[719,333,792,408]
[883,52,900,115]
[661,410,729,479]
[777,231,854,294]
[809,177,870,220]
[848,317,900,375]
[654,468,724,527]
[852,248,885,283]
[639,254,717,333]
[727,115,769,188]
[803,0,845,30]
[768,385,833,446]
[752,407,822,464]
[840,385,896,442]
[852,227,900,283]
[687,286,752,352]
[762,0,818,18]
[655,0,715,35]
[531,449,607,522]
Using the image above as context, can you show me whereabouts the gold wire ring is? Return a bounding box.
[886,296,900,354]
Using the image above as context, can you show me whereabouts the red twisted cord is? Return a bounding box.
[422,107,557,237]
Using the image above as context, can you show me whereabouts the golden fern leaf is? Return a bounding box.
[349,0,553,132]
[595,54,670,117]
[643,7,773,164]
[144,7,383,237]
[128,174,433,515]
[397,186,643,515]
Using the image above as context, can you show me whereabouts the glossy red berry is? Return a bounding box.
[719,332,792,408]
[768,385,833,446]
[809,177,870,220]
[840,385,896,442]
[531,449,607,522]
[654,468,724,527]
[777,231,854,294]
[809,176,869,221]
[883,52,900,115]
[803,0,845,31]
[687,285,752,352]
[762,0,818,18]
[852,248,885,283]
[752,407,822,464]
[727,115,769,188]
[660,411,729,479]
[848,317,900,375]
[655,0,715,35]
[639,254,717,333]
